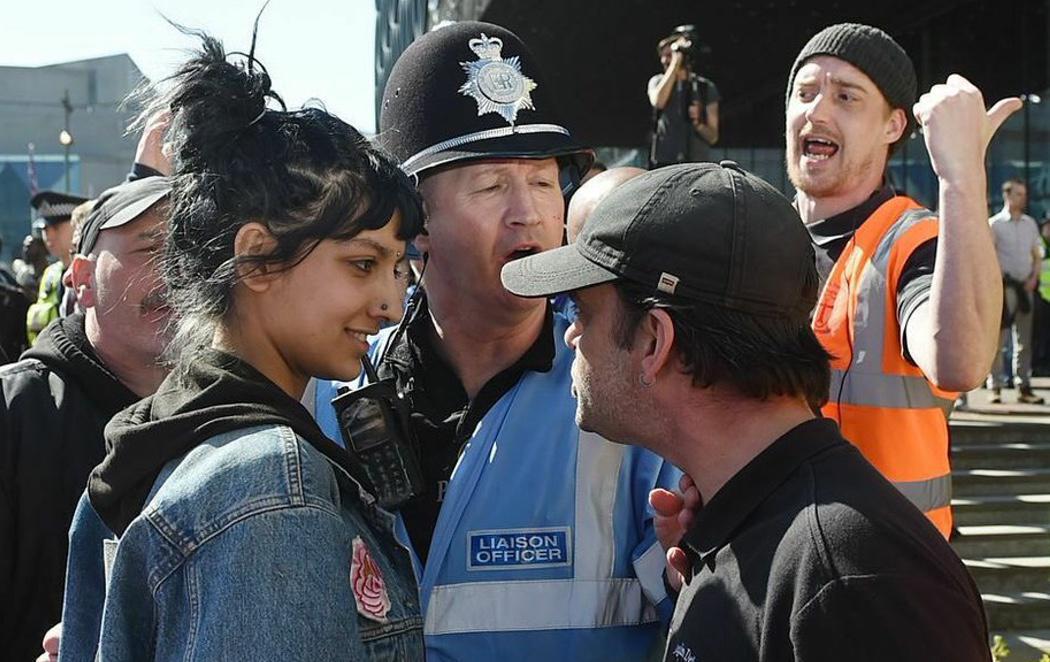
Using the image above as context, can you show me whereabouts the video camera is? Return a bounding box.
[669,24,699,57]
[664,24,710,70]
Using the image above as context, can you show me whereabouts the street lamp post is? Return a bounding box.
[1020,93,1042,192]
[59,90,74,193]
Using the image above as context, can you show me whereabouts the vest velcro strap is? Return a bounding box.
[892,474,952,513]
[829,369,952,410]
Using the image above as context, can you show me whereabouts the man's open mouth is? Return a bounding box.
[802,137,840,160]
[506,246,540,261]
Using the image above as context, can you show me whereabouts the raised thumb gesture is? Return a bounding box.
[913,74,1022,181]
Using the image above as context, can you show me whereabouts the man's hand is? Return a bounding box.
[134,110,173,175]
[35,622,61,662]
[650,473,701,592]
[670,36,692,53]
[688,102,703,125]
[913,75,1022,183]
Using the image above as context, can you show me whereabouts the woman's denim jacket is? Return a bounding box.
[60,424,424,661]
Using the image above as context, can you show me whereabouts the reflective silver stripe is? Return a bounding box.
[893,474,952,512]
[847,206,938,366]
[871,208,935,267]
[829,369,952,410]
[423,579,659,635]
[574,431,624,577]
[401,123,570,172]
[633,541,668,606]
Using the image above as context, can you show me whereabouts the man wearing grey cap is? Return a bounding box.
[0,176,171,662]
[502,161,990,661]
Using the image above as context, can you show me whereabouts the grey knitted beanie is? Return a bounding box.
[787,23,918,138]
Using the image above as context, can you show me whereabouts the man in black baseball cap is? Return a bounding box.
[313,21,677,661]
[0,176,171,661]
[502,161,990,661]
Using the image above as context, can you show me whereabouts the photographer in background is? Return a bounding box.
[648,26,720,167]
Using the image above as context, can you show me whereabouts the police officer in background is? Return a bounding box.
[25,191,87,344]
[648,25,720,167]
[314,21,679,661]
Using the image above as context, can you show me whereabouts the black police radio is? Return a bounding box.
[331,265,427,511]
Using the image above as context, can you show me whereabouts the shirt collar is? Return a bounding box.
[680,418,843,567]
[804,184,895,249]
[385,290,556,383]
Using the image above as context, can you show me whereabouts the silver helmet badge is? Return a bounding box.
[458,34,538,125]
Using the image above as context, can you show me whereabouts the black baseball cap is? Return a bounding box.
[501,161,817,318]
[378,21,593,180]
[77,177,171,255]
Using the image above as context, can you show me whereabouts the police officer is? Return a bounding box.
[25,190,87,344]
[315,21,679,661]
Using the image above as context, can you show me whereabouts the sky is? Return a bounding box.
[1,0,378,131]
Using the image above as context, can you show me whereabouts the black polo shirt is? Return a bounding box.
[377,293,555,561]
[665,418,989,662]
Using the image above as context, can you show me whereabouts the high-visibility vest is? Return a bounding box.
[813,195,956,539]
[26,261,63,345]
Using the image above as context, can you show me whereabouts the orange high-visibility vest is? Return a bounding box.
[813,195,955,539]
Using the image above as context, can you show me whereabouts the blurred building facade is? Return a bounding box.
[0,54,143,262]
[377,0,1050,217]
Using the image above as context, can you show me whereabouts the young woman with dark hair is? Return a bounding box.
[62,32,426,661]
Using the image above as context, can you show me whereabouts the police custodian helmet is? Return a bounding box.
[378,21,594,183]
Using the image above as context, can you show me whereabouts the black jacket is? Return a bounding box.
[0,314,137,662]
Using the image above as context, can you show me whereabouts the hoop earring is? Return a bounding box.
[639,374,654,388]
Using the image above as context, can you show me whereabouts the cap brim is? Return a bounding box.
[407,131,594,179]
[501,244,619,298]
[78,178,171,254]
[98,188,169,233]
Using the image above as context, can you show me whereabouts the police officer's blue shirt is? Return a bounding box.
[315,308,680,661]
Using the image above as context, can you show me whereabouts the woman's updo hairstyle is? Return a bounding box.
[145,28,422,362]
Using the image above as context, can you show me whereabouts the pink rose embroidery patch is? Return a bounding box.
[350,536,391,622]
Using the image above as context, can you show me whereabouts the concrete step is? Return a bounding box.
[983,591,1050,630]
[953,469,1050,496]
[953,494,1050,526]
[990,630,1050,662]
[952,442,1050,470]
[952,525,1050,558]
[951,420,1050,446]
[964,556,1050,593]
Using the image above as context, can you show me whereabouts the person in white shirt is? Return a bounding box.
[988,179,1045,403]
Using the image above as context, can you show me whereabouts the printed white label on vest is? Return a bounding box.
[467,527,572,571]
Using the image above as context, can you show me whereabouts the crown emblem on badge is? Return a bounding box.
[458,33,538,125]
